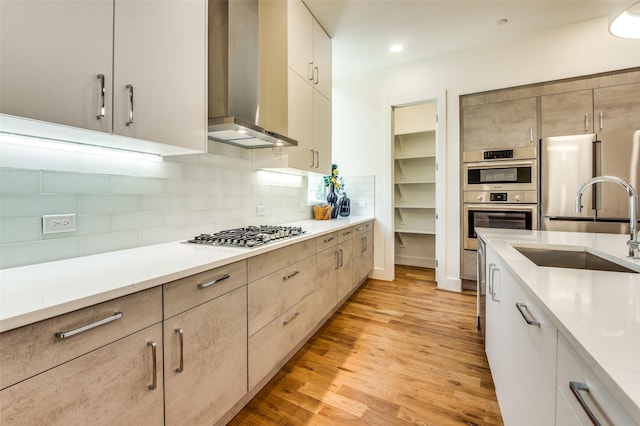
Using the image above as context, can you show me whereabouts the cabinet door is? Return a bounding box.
[594,82,640,132]
[486,249,557,426]
[0,324,164,425]
[113,0,206,151]
[541,90,594,137]
[0,0,113,133]
[164,287,247,426]
[287,69,315,171]
[287,0,314,83]
[312,20,332,100]
[462,97,537,150]
[314,91,333,174]
[337,239,354,300]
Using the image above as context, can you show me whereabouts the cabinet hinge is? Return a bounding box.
[435,114,439,124]
[435,259,439,267]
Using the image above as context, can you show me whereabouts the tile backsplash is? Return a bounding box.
[0,137,374,269]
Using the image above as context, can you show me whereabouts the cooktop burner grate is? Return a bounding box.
[186,225,306,248]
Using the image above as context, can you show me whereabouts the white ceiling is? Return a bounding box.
[304,0,610,80]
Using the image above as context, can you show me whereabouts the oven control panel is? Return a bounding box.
[463,190,537,204]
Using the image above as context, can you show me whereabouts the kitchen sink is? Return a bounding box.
[513,245,639,273]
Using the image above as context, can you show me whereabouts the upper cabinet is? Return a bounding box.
[0,0,207,155]
[541,82,640,137]
[255,0,332,174]
[462,97,538,151]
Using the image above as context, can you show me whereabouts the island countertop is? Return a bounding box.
[0,216,373,333]
[477,228,640,423]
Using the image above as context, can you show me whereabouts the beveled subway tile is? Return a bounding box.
[0,195,77,218]
[0,238,80,269]
[0,169,40,194]
[41,171,111,194]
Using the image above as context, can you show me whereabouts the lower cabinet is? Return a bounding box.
[485,245,557,426]
[353,221,374,284]
[0,323,164,425]
[556,334,635,426]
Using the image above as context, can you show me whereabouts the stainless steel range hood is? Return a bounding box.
[207,0,296,149]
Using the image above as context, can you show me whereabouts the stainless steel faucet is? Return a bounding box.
[575,176,639,259]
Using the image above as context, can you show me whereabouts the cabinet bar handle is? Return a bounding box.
[308,62,314,81]
[55,312,123,339]
[197,273,230,289]
[314,66,319,85]
[342,231,351,236]
[324,236,335,243]
[599,111,604,131]
[283,311,300,326]
[125,84,134,126]
[310,149,315,167]
[283,270,299,281]
[515,302,540,327]
[570,381,602,426]
[529,127,533,143]
[339,248,344,267]
[96,74,105,119]
[148,341,157,390]
[175,328,184,373]
[335,250,340,269]
[490,266,499,302]
[584,113,589,132]
[315,150,319,168]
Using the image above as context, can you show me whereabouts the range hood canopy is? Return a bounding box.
[207,0,297,148]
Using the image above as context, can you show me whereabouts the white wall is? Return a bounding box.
[331,16,640,290]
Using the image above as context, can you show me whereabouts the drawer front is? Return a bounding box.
[248,256,317,336]
[248,283,335,390]
[247,239,316,282]
[163,260,247,319]
[0,287,162,389]
[556,335,636,426]
[316,232,338,252]
[337,226,354,243]
[1,323,164,425]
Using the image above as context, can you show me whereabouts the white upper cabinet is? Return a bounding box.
[0,0,114,134]
[312,19,332,100]
[113,0,207,152]
[0,0,207,155]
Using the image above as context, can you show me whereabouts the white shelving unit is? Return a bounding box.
[393,103,437,268]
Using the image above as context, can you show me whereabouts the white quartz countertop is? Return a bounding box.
[0,216,373,333]
[477,228,640,423]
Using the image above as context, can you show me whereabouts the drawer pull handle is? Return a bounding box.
[148,341,157,390]
[198,273,230,289]
[342,231,351,236]
[175,328,184,373]
[283,270,299,281]
[324,236,335,243]
[283,311,300,326]
[570,381,602,426]
[515,302,540,327]
[55,312,123,339]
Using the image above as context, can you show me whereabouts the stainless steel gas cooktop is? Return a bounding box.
[186,225,306,248]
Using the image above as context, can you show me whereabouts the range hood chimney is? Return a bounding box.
[208,0,296,148]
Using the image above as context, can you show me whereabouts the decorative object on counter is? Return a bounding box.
[313,205,332,220]
[338,193,351,217]
[324,164,343,219]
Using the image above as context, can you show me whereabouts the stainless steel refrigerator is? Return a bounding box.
[541,130,640,233]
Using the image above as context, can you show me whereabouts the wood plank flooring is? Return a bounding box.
[229,265,503,425]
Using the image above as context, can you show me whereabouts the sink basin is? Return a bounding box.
[513,246,638,274]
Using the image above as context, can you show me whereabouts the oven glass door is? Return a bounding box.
[467,165,532,185]
[464,205,537,250]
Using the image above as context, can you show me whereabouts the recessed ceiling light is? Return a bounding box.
[497,18,508,25]
[389,44,404,53]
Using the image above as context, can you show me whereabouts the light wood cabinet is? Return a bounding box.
[163,287,247,426]
[353,221,374,285]
[337,230,355,301]
[462,97,538,150]
[540,90,594,137]
[485,245,558,426]
[0,0,206,154]
[393,103,437,268]
[593,82,640,132]
[0,289,164,425]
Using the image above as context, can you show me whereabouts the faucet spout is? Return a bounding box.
[575,176,639,259]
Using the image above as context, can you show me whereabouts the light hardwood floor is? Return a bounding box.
[229,265,503,425]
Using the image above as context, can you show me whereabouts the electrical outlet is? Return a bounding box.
[43,214,77,234]
[256,206,266,216]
